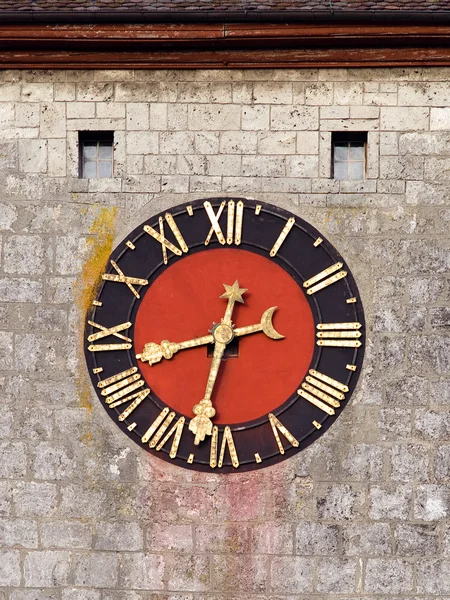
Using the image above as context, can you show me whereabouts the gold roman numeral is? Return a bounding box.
[154,416,185,458]
[316,322,362,347]
[298,369,349,415]
[303,262,347,295]
[140,408,185,459]
[204,200,244,246]
[87,320,132,352]
[102,260,148,299]
[117,389,150,421]
[144,212,188,264]
[99,367,150,420]
[269,413,299,455]
[209,426,239,469]
[269,217,295,257]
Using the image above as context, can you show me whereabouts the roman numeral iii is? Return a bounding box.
[316,322,362,347]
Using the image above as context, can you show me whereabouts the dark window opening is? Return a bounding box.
[79,131,114,178]
[332,131,367,180]
[207,338,239,359]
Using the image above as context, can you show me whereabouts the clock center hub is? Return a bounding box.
[212,323,234,344]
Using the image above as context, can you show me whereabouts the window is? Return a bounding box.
[79,131,114,178]
[332,132,367,180]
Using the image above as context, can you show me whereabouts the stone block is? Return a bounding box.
[390,444,430,482]
[22,83,54,102]
[76,83,113,102]
[414,484,449,521]
[365,558,414,593]
[343,522,391,556]
[0,550,21,585]
[55,83,76,100]
[67,102,95,119]
[24,551,70,587]
[341,444,384,481]
[40,521,92,549]
[269,556,313,593]
[385,375,429,407]
[253,82,292,104]
[305,82,333,105]
[317,557,358,593]
[162,175,189,193]
[409,335,450,375]
[166,554,210,592]
[321,105,350,119]
[0,442,27,478]
[94,522,143,551]
[425,157,450,180]
[19,139,47,173]
[0,519,38,549]
[15,103,40,127]
[150,523,193,552]
[126,131,158,154]
[188,104,241,130]
[74,553,118,588]
[295,522,339,555]
[242,156,285,177]
[220,131,257,154]
[369,485,412,520]
[13,482,58,518]
[398,82,450,105]
[32,442,75,480]
[207,154,241,176]
[430,107,450,130]
[241,105,269,131]
[316,484,365,521]
[48,138,67,177]
[435,445,450,480]
[194,132,219,154]
[417,559,450,593]
[126,102,150,130]
[160,131,195,155]
[395,523,439,556]
[62,590,101,600]
[270,105,318,130]
[40,103,66,138]
[118,553,164,590]
[167,104,188,130]
[249,522,293,555]
[415,409,450,441]
[149,103,168,130]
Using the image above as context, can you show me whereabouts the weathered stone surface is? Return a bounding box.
[0,66,449,599]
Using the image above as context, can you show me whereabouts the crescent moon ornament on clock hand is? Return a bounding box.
[136,281,285,445]
[136,307,284,365]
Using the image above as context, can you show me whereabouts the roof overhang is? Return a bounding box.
[0,11,450,68]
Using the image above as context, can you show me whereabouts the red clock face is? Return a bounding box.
[85,198,365,472]
[134,248,315,425]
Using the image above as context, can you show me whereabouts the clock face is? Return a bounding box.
[85,198,365,473]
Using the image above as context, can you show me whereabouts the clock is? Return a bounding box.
[84,198,365,473]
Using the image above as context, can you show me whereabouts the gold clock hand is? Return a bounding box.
[189,281,247,445]
[136,306,284,365]
[136,334,214,365]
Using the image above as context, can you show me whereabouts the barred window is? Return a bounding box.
[332,132,367,180]
[79,131,114,178]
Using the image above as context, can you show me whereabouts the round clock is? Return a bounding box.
[85,198,365,473]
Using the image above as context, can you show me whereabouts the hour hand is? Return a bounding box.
[136,334,214,365]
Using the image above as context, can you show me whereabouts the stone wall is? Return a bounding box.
[0,67,449,597]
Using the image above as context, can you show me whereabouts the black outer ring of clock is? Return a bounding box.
[84,197,365,473]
